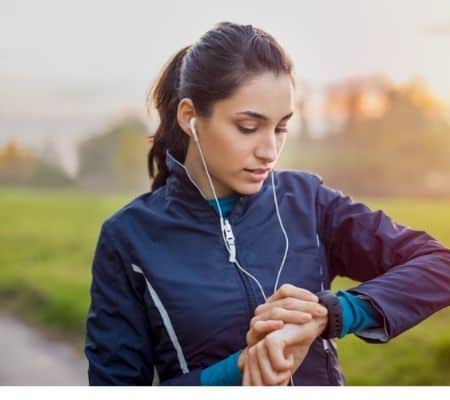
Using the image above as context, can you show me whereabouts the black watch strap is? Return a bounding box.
[316,290,343,339]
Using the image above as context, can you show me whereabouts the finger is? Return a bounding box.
[243,362,251,386]
[251,319,284,334]
[280,352,294,386]
[248,347,264,386]
[247,320,283,347]
[255,298,327,318]
[285,344,309,370]
[256,340,292,385]
[254,308,313,325]
[279,376,291,386]
[265,333,294,371]
[267,284,318,303]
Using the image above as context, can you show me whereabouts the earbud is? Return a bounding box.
[189,118,199,142]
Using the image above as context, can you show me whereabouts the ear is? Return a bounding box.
[177,98,197,139]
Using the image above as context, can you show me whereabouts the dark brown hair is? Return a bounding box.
[146,21,295,191]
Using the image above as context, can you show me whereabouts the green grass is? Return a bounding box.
[0,188,130,346]
[0,187,449,384]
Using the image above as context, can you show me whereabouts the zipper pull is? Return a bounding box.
[223,219,236,263]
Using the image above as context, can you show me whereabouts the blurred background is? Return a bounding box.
[1,0,449,385]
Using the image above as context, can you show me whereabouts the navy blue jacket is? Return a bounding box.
[85,151,450,385]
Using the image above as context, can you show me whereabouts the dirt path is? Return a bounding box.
[0,313,87,385]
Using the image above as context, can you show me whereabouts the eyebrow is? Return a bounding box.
[235,110,294,122]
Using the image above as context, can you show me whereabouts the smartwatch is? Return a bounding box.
[316,290,343,339]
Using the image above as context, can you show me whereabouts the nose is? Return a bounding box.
[254,131,278,164]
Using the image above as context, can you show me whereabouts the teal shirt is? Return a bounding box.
[207,193,236,218]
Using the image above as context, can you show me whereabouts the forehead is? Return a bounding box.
[212,72,295,120]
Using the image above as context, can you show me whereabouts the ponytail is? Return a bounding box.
[147,45,191,191]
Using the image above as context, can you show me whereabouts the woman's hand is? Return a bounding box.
[246,284,328,348]
[242,316,328,385]
[242,341,294,385]
[241,284,328,385]
[238,319,285,375]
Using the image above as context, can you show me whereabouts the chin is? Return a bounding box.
[234,181,265,196]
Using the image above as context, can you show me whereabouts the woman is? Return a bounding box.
[85,21,450,386]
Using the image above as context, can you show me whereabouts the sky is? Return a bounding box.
[1,0,449,174]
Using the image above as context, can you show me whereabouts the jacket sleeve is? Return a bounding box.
[315,178,450,342]
[85,222,202,385]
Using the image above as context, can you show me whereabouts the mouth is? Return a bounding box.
[245,168,269,173]
[243,168,270,182]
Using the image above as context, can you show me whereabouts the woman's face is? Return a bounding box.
[180,71,295,199]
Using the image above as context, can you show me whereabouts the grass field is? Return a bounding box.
[0,187,449,385]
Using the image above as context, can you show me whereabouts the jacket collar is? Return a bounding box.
[164,149,271,222]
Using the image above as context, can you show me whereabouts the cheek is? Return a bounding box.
[227,139,255,170]
[203,123,255,171]
[213,132,250,160]
[203,129,244,171]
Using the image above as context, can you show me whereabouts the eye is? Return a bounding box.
[237,124,288,134]
[237,125,257,134]
[275,127,288,134]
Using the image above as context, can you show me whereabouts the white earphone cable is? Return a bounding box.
[189,118,294,385]
[271,170,290,295]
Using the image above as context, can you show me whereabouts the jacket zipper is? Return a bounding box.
[317,235,337,385]
[323,339,338,385]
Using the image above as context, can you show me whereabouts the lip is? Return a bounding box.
[244,168,270,182]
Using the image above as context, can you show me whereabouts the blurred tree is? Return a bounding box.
[29,160,74,187]
[76,115,149,193]
[0,141,36,185]
[293,76,450,197]
[0,140,73,187]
